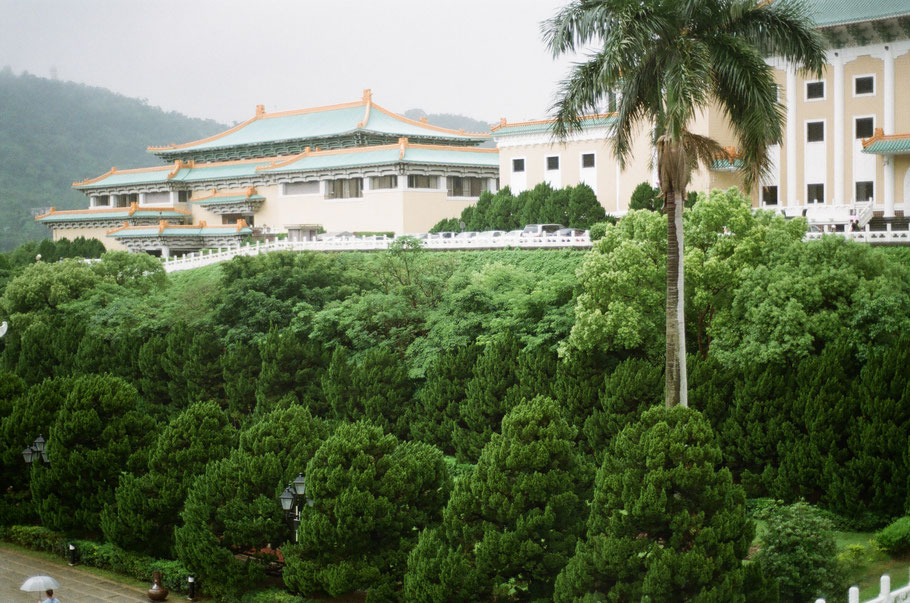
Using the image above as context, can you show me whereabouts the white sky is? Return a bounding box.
[0,0,575,126]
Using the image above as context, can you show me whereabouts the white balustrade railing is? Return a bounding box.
[815,569,910,603]
[160,234,593,272]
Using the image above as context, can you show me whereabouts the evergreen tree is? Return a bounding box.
[257,327,329,415]
[175,449,287,597]
[551,351,609,449]
[453,334,522,462]
[183,330,225,404]
[406,396,594,602]
[137,333,170,406]
[410,345,480,452]
[162,323,194,407]
[101,401,238,557]
[30,374,153,533]
[222,342,261,423]
[554,406,753,602]
[239,404,327,485]
[566,183,606,228]
[582,358,663,463]
[282,421,450,600]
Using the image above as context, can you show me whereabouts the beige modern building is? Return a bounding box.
[493,2,910,219]
[37,91,498,254]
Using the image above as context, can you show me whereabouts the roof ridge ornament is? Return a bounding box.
[357,90,373,128]
[399,137,408,159]
[256,104,266,116]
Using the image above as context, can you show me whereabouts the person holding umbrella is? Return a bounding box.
[19,575,60,602]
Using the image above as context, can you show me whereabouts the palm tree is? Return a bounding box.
[544,0,825,407]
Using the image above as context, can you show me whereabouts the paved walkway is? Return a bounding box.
[0,545,148,602]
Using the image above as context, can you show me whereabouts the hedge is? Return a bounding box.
[1,525,192,595]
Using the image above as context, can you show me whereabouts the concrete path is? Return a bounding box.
[0,545,149,602]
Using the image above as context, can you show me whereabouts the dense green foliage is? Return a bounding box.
[283,422,450,600]
[431,183,606,232]
[874,516,910,555]
[753,501,844,602]
[406,396,593,601]
[554,406,753,601]
[2,185,910,598]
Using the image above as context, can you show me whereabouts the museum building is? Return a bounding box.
[36,90,498,254]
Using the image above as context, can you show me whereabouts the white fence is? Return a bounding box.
[161,234,592,273]
[815,570,910,603]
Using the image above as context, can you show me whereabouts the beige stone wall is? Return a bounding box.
[52,226,128,251]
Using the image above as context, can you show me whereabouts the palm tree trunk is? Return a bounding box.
[665,189,688,407]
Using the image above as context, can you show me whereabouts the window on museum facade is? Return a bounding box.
[370,175,398,190]
[143,191,171,205]
[284,181,320,195]
[855,181,874,202]
[407,174,438,189]
[582,153,595,168]
[806,121,824,143]
[512,158,525,172]
[546,156,560,170]
[855,75,875,96]
[326,178,363,199]
[855,117,874,139]
[807,183,825,203]
[92,195,110,207]
[447,176,486,197]
[806,80,825,100]
[762,185,778,206]
[178,191,191,204]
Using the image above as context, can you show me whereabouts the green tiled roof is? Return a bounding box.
[862,137,910,154]
[807,0,910,27]
[191,195,265,205]
[76,161,272,189]
[111,226,252,238]
[263,146,498,174]
[492,115,616,136]
[37,209,188,222]
[152,102,486,155]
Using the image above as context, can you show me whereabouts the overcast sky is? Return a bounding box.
[1,0,576,126]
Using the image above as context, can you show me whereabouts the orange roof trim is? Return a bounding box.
[36,202,191,220]
[490,112,618,132]
[190,187,259,202]
[370,103,491,137]
[73,165,173,187]
[861,127,910,149]
[258,140,497,171]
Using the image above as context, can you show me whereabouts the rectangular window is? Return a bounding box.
[607,91,618,113]
[582,153,596,168]
[807,183,825,203]
[855,75,875,96]
[325,178,363,199]
[407,174,438,189]
[855,117,874,139]
[144,191,171,205]
[512,158,525,173]
[807,121,825,143]
[855,181,874,202]
[284,181,320,195]
[806,80,825,100]
[447,176,486,197]
[370,175,398,190]
[93,195,110,207]
[177,191,190,204]
[762,185,779,206]
[546,156,560,170]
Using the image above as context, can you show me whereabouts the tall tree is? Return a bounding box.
[545,0,825,406]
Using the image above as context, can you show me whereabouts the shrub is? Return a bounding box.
[555,406,754,602]
[875,516,910,555]
[753,501,844,602]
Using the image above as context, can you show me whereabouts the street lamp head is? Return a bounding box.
[279,487,295,512]
[33,434,46,453]
[292,473,306,497]
[22,446,35,464]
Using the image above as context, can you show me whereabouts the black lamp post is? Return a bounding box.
[22,434,48,464]
[279,473,314,543]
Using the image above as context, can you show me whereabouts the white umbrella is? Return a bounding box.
[20,575,60,592]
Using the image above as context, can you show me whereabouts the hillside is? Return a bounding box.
[403,108,496,147]
[0,69,226,251]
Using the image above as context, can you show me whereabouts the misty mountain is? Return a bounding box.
[402,109,496,148]
[0,69,226,251]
